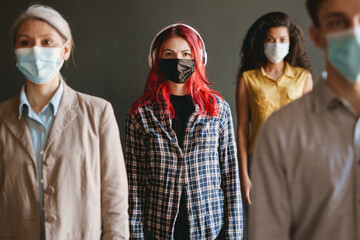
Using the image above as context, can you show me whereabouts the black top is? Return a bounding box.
[170,94,195,150]
[170,94,194,240]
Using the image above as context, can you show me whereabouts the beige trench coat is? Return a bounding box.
[0,83,129,240]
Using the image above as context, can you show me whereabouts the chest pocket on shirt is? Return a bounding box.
[196,122,219,152]
[284,90,302,106]
[287,90,302,100]
[254,95,270,119]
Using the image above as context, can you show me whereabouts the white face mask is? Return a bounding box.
[15,44,65,85]
[264,43,290,64]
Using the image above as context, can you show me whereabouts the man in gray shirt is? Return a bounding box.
[249,0,360,239]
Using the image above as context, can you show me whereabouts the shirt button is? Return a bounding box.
[45,186,55,195]
[40,150,44,155]
[41,179,44,184]
[45,158,55,166]
[40,126,45,131]
[46,215,57,223]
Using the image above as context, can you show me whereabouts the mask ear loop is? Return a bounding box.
[147,23,207,68]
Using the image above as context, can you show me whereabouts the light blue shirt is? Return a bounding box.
[18,81,63,240]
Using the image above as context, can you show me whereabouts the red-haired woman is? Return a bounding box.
[125,23,242,240]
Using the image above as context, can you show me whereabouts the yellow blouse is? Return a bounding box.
[243,62,308,153]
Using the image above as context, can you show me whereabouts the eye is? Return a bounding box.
[264,36,274,43]
[42,39,53,46]
[280,37,287,43]
[19,40,31,47]
[161,50,175,58]
[327,17,348,30]
[183,52,192,57]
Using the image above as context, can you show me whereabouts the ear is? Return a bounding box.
[62,41,72,61]
[309,26,326,49]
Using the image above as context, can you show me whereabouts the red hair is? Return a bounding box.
[131,25,222,118]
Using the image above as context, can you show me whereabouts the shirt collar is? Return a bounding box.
[259,62,295,80]
[312,77,356,115]
[18,80,64,119]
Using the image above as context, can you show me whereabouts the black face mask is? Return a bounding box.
[159,58,195,84]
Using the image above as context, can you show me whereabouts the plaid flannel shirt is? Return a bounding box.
[125,96,243,240]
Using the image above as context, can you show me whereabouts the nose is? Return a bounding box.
[33,39,42,47]
[175,52,183,59]
[351,15,360,28]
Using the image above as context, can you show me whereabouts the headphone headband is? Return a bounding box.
[148,23,208,68]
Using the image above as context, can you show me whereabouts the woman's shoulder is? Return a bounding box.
[74,90,109,107]
[0,95,19,122]
[287,64,309,76]
[126,99,160,121]
[241,69,258,78]
[212,95,231,115]
[65,86,114,117]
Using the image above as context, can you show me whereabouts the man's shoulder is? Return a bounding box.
[262,91,316,138]
[272,92,312,122]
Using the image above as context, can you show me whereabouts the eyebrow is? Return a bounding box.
[162,49,192,52]
[17,33,55,38]
[264,35,288,38]
[17,34,31,38]
[324,12,347,20]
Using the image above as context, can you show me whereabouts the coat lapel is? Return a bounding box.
[45,83,78,149]
[3,94,36,164]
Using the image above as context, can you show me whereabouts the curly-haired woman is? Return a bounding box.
[236,11,313,239]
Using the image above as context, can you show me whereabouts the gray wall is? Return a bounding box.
[0,0,324,144]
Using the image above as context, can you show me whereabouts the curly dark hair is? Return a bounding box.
[237,12,313,79]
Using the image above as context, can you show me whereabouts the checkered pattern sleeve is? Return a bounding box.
[125,111,146,240]
[218,101,243,239]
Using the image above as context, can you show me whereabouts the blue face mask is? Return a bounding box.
[15,45,65,85]
[327,27,360,83]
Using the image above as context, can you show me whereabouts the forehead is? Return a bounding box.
[162,36,191,50]
[266,27,289,36]
[318,0,360,20]
[17,19,60,37]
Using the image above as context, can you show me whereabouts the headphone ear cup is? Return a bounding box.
[203,51,208,65]
[199,47,207,65]
[148,49,157,68]
[148,53,152,68]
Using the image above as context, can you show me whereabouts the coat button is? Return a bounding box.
[46,215,57,223]
[46,158,55,166]
[45,186,55,195]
